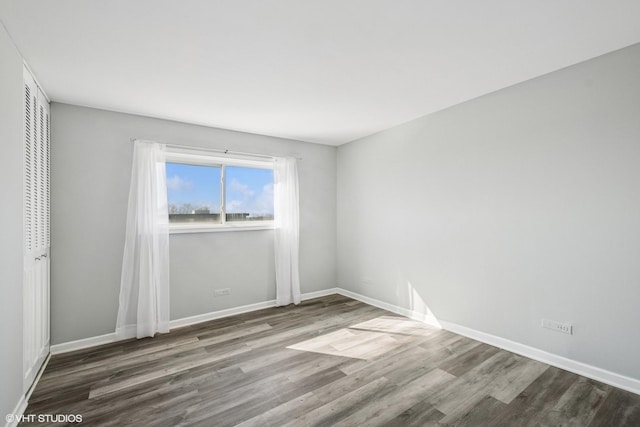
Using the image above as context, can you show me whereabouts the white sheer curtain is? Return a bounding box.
[274,157,301,306]
[116,140,170,339]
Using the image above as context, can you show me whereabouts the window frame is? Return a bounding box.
[165,148,275,234]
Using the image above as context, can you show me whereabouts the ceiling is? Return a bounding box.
[2,1,640,146]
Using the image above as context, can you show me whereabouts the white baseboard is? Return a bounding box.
[5,353,51,427]
[334,287,640,396]
[336,288,442,327]
[25,353,50,402]
[5,394,27,427]
[50,332,121,354]
[170,288,340,329]
[169,300,278,330]
[439,320,640,397]
[50,289,338,355]
[299,288,340,300]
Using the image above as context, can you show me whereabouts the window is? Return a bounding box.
[165,148,274,232]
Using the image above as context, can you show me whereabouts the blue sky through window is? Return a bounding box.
[225,167,273,215]
[166,163,273,217]
[166,163,221,213]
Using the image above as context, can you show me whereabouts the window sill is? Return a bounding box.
[169,222,274,234]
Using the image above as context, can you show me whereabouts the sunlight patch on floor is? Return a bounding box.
[349,315,439,337]
[287,315,437,360]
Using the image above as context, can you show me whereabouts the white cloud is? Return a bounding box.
[229,178,255,197]
[253,182,274,214]
[225,181,273,215]
[166,175,193,192]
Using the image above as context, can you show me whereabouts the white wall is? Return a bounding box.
[50,104,336,345]
[0,22,25,420]
[337,43,640,380]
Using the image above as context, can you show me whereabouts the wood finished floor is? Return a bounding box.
[24,294,640,426]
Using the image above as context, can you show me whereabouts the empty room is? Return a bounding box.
[2,1,640,426]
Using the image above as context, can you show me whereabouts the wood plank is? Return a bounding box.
[539,377,610,426]
[454,395,508,426]
[281,377,396,427]
[437,342,500,377]
[88,345,251,398]
[376,399,445,427]
[589,387,640,426]
[490,365,579,426]
[331,368,455,426]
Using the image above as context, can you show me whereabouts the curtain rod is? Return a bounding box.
[129,138,302,160]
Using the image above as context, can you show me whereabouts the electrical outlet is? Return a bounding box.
[214,288,231,297]
[542,318,572,335]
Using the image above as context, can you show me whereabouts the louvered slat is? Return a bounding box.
[39,104,45,251]
[46,109,50,246]
[24,84,33,252]
[32,94,40,252]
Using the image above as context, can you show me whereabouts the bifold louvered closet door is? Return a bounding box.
[23,66,50,391]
